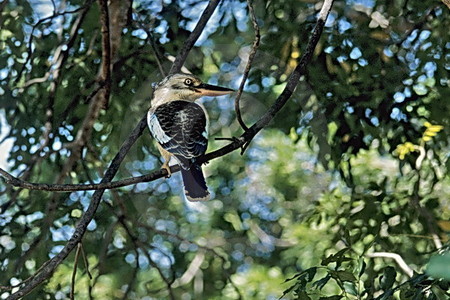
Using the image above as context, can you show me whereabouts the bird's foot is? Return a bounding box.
[162,162,171,178]
[215,136,249,155]
[215,136,241,143]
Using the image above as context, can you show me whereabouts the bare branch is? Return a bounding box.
[59,0,112,178]
[6,117,148,299]
[172,250,205,288]
[0,0,334,194]
[98,0,112,108]
[80,243,92,280]
[200,0,335,162]
[367,252,414,278]
[14,1,94,84]
[133,17,167,76]
[70,243,82,300]
[149,32,167,77]
[443,0,450,9]
[234,0,260,131]
[169,0,221,74]
[6,1,335,298]
[20,3,89,91]
[0,166,174,192]
[145,249,176,300]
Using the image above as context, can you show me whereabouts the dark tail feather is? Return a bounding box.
[180,165,210,201]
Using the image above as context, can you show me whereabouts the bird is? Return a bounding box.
[147,73,233,201]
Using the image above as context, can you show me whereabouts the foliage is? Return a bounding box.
[0,0,449,299]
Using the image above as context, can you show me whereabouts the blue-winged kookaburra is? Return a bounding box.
[147,73,233,201]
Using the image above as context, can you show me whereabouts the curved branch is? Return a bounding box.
[234,0,260,131]
[14,0,94,84]
[7,1,224,298]
[367,252,414,278]
[1,1,334,197]
[6,1,334,298]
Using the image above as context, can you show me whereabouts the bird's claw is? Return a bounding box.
[162,162,171,178]
[215,136,249,155]
[215,136,241,143]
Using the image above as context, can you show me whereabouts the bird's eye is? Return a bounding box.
[184,78,193,86]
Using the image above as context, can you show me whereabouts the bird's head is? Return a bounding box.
[152,73,234,106]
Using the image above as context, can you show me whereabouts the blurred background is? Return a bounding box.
[0,0,449,299]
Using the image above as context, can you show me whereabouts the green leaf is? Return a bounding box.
[305,267,317,282]
[280,283,299,299]
[285,272,303,282]
[344,282,358,296]
[321,248,351,266]
[427,253,450,280]
[358,259,367,278]
[312,274,331,290]
[331,270,357,282]
[380,266,397,290]
[296,291,312,300]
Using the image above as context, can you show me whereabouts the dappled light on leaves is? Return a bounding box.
[0,0,449,299]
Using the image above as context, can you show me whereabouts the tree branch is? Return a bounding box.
[0,166,175,192]
[6,1,335,298]
[201,0,334,161]
[0,0,334,195]
[169,0,221,74]
[234,0,260,131]
[367,252,414,278]
[443,0,450,9]
[6,0,223,297]
[98,0,112,108]
[14,0,94,84]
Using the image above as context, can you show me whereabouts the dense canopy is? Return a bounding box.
[0,0,449,299]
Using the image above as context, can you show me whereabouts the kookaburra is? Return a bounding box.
[147,73,233,201]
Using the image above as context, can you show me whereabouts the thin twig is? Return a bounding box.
[98,0,111,109]
[7,0,224,296]
[199,0,334,164]
[141,244,176,300]
[136,224,238,299]
[70,243,82,300]
[234,0,260,131]
[169,0,221,74]
[80,243,92,280]
[149,32,166,77]
[55,0,111,184]
[115,215,145,300]
[1,0,334,197]
[133,17,166,76]
[14,1,94,84]
[0,2,92,213]
[20,4,89,91]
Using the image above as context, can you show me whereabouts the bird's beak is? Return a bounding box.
[196,83,234,96]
